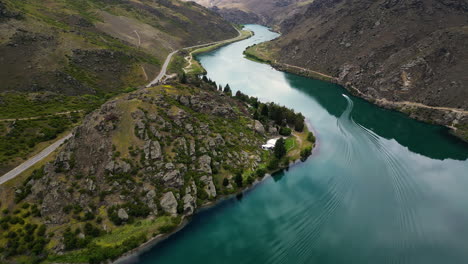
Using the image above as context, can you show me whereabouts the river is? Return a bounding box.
[135,24,468,264]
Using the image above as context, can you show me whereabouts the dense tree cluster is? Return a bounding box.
[0,208,48,261]
[235,90,305,131]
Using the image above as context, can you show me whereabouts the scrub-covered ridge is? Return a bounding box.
[0,77,314,263]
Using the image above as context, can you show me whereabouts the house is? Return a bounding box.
[262,138,278,150]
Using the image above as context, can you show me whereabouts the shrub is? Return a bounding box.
[279,127,291,136]
[255,168,266,178]
[234,172,243,188]
[300,146,312,161]
[307,132,316,143]
[267,158,279,170]
[222,178,229,186]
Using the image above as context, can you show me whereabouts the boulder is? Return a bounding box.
[160,192,178,215]
[118,208,129,221]
[254,120,265,134]
[268,126,278,135]
[145,190,158,215]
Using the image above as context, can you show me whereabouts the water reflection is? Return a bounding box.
[283,68,468,160]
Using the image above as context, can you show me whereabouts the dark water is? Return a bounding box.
[136,25,468,264]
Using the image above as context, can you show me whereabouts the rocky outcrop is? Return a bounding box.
[200,175,217,198]
[160,192,178,216]
[10,82,288,260]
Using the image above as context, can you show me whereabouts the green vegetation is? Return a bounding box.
[0,93,103,119]
[0,75,315,263]
[0,115,78,172]
[454,124,468,142]
[274,138,286,159]
[235,90,306,132]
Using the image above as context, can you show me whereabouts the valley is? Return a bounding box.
[0,0,467,263]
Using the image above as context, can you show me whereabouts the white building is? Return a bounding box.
[262,138,279,150]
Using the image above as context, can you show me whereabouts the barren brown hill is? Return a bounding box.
[184,0,314,25]
[0,0,237,96]
[251,0,468,136]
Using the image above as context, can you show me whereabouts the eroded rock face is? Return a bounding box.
[144,140,162,160]
[182,193,196,215]
[162,170,184,188]
[200,175,217,198]
[198,155,212,174]
[160,192,178,215]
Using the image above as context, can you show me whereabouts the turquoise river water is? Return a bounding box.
[134,25,468,264]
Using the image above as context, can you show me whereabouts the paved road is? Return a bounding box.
[0,133,72,185]
[0,28,245,186]
[146,27,242,88]
[146,50,179,88]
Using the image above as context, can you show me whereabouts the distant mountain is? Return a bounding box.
[249,0,468,137]
[184,0,314,26]
[0,0,236,96]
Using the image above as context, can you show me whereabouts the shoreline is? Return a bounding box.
[113,125,316,264]
[114,26,318,264]
[244,47,468,143]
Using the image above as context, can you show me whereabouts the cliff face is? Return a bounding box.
[267,0,468,132]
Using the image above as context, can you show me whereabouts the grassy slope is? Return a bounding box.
[0,0,238,174]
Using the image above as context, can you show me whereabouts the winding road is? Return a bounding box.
[0,27,246,186]
[146,27,243,87]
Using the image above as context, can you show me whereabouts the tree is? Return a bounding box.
[180,72,187,84]
[234,172,243,187]
[223,84,232,96]
[202,75,208,82]
[253,110,259,120]
[218,84,223,91]
[260,104,269,117]
[300,146,312,161]
[279,127,292,136]
[274,138,286,159]
[307,132,316,143]
[294,116,305,132]
[222,178,229,186]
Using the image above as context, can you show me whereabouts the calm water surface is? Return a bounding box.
[136,25,468,264]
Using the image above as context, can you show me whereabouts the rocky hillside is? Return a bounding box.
[184,0,314,26]
[0,0,237,177]
[0,78,314,263]
[0,0,236,96]
[253,0,468,137]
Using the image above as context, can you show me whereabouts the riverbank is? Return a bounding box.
[243,42,468,142]
[178,29,254,76]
